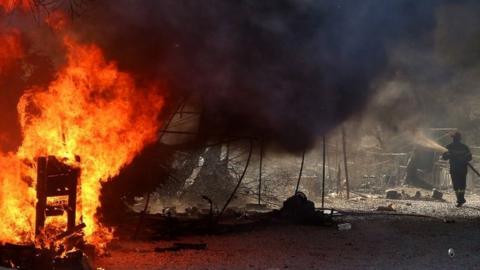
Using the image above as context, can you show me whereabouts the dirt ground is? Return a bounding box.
[96,189,480,270]
[323,187,480,219]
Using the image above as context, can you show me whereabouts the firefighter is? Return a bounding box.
[442,132,472,207]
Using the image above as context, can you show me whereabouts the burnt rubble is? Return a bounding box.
[0,243,95,270]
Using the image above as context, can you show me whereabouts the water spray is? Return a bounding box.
[413,131,480,177]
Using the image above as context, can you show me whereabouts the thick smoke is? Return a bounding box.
[7,1,478,151]
[360,0,480,148]
[70,0,440,151]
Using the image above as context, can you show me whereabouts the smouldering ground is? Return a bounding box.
[97,191,480,270]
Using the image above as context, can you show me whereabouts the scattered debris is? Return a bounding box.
[386,190,401,200]
[54,223,87,242]
[201,195,214,216]
[280,192,333,225]
[376,204,395,212]
[337,223,352,231]
[350,191,368,198]
[154,243,207,253]
[185,206,200,216]
[162,207,177,215]
[384,188,446,202]
[0,243,94,270]
[245,203,269,211]
[432,189,444,200]
[280,192,316,223]
[448,248,455,258]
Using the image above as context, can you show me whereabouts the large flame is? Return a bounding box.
[0,32,164,248]
[0,153,36,243]
[0,26,34,244]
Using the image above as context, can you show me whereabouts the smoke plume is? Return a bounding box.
[6,0,480,151]
[361,0,480,148]
[68,0,441,151]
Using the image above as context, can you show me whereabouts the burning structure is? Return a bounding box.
[0,3,164,263]
[35,156,80,236]
[2,1,480,269]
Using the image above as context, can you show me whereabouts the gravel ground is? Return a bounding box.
[96,189,480,270]
[323,188,480,219]
[96,217,480,270]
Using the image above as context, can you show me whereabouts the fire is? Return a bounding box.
[0,153,36,243]
[0,26,34,244]
[0,0,31,13]
[45,10,68,31]
[0,28,23,72]
[0,33,164,248]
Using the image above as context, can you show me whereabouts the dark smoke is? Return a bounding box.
[73,0,441,151]
[2,1,455,152]
[360,0,480,147]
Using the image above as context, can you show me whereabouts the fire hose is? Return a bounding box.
[468,163,480,177]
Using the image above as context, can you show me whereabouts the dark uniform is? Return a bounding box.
[442,138,472,206]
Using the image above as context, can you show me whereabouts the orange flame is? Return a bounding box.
[0,0,31,12]
[0,28,23,72]
[0,27,34,244]
[0,34,164,248]
[45,10,69,31]
[0,153,36,243]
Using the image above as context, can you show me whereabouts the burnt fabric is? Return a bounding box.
[442,141,472,204]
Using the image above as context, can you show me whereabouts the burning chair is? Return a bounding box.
[35,156,80,236]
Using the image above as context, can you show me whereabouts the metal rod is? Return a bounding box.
[258,140,264,205]
[133,98,187,240]
[336,133,341,195]
[337,163,342,195]
[294,149,306,194]
[322,135,326,208]
[468,163,480,177]
[218,139,254,220]
[225,139,230,169]
[158,97,189,139]
[342,126,350,199]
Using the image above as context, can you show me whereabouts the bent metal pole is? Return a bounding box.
[321,135,326,208]
[468,163,480,177]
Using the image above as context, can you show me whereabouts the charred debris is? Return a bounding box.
[2,98,478,270]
